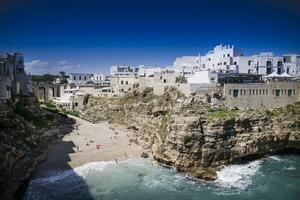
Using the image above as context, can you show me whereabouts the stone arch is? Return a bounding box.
[38,87,46,101]
[48,86,55,99]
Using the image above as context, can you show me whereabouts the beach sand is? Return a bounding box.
[33,116,143,178]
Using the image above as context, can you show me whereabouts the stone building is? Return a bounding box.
[110,75,138,96]
[223,81,300,109]
[0,53,28,101]
[110,65,139,76]
[67,73,93,85]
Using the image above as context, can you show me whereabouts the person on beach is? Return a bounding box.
[76,146,79,152]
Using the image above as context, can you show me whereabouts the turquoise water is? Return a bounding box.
[24,155,300,200]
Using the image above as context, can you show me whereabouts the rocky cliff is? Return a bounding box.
[0,96,74,199]
[83,87,300,180]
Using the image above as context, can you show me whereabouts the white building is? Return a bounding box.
[67,73,93,85]
[110,65,139,76]
[91,73,106,84]
[283,54,300,77]
[173,44,300,78]
[138,65,162,77]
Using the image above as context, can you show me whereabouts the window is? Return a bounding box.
[267,68,272,74]
[256,89,258,95]
[229,89,231,95]
[125,81,128,85]
[275,90,280,96]
[277,61,283,66]
[266,89,268,95]
[227,54,230,57]
[121,80,124,85]
[248,61,251,65]
[278,68,282,74]
[281,89,284,95]
[288,89,292,96]
[244,89,246,95]
[223,54,225,57]
[262,89,265,95]
[224,62,227,65]
[284,89,287,95]
[233,89,239,98]
[75,102,78,107]
[84,76,87,80]
[248,70,251,74]
[266,61,272,66]
[234,62,237,65]
[259,89,261,95]
[253,89,255,95]
[240,89,243,96]
[74,76,76,80]
[249,89,251,95]
[287,68,290,74]
[163,79,167,83]
[79,76,81,80]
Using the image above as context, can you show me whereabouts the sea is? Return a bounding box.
[24,154,300,200]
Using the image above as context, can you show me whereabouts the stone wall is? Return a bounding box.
[152,83,218,96]
[224,81,300,109]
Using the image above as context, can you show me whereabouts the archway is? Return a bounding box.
[48,87,55,99]
[38,87,46,101]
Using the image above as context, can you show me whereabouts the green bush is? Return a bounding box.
[206,108,238,119]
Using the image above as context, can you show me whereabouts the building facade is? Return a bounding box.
[110,75,138,96]
[91,73,107,84]
[224,81,300,109]
[0,53,28,100]
[110,65,139,76]
[173,44,300,78]
[67,73,93,85]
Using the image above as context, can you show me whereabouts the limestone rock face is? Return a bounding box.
[0,96,74,199]
[83,89,300,180]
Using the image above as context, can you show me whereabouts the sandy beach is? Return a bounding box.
[33,116,143,177]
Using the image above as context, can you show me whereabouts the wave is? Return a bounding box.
[268,156,283,161]
[284,165,296,171]
[215,160,262,190]
[30,160,129,185]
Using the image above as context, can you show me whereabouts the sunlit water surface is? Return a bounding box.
[24,155,300,200]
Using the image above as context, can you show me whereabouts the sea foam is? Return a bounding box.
[30,160,128,185]
[215,160,262,190]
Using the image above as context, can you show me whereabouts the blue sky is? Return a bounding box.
[0,0,300,75]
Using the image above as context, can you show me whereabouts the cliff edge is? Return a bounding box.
[0,96,74,200]
[83,87,300,180]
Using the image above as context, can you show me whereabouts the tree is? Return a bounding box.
[175,75,187,83]
[59,71,66,77]
[58,71,69,84]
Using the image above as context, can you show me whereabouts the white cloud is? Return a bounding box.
[25,59,48,68]
[58,60,68,65]
[25,59,87,75]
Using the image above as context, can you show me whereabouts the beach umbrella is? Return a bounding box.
[280,72,292,77]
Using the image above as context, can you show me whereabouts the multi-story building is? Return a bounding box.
[137,65,162,77]
[67,73,93,85]
[283,54,300,77]
[110,65,139,76]
[174,45,244,74]
[0,52,28,100]
[110,75,138,96]
[91,73,107,84]
[174,44,300,78]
